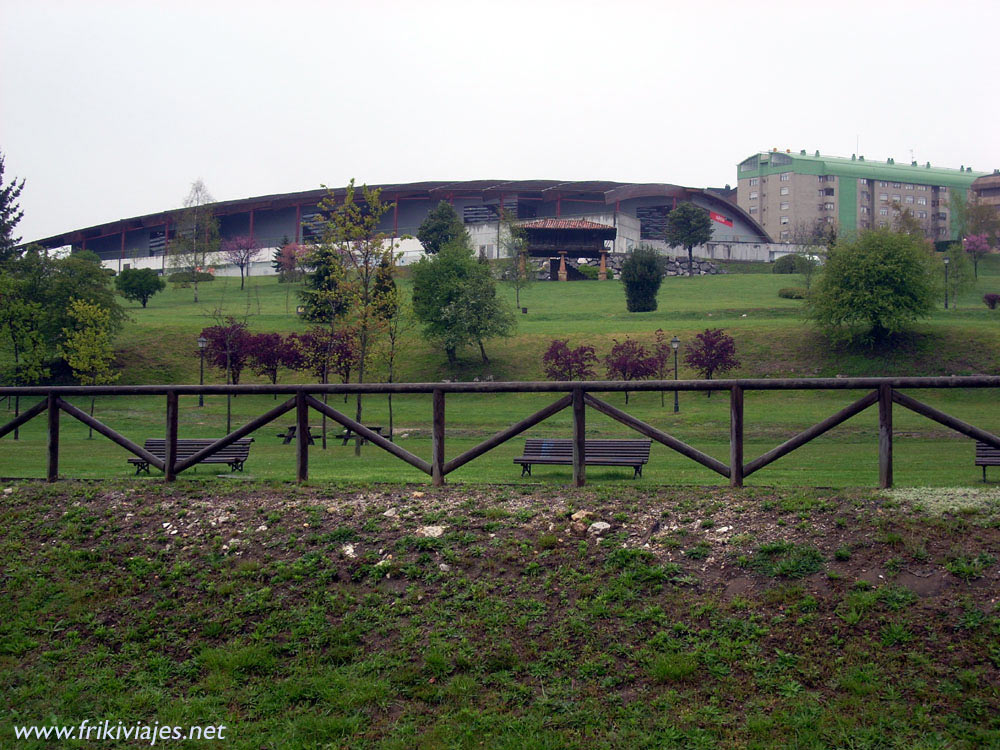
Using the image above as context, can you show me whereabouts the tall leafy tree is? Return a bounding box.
[497,210,532,308]
[620,246,665,312]
[0,151,25,266]
[665,202,713,277]
[416,200,467,255]
[115,268,165,308]
[807,229,936,344]
[312,179,398,454]
[684,329,739,398]
[170,180,220,302]
[412,235,515,364]
[61,298,120,437]
[0,273,49,439]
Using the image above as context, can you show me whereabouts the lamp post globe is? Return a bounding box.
[197,336,208,407]
[670,336,680,414]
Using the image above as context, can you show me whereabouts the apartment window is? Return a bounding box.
[917,210,928,219]
[904,183,913,190]
[780,201,789,210]
[917,185,928,191]
[940,186,948,192]
[879,193,888,202]
[860,192,870,201]
[917,197,926,205]
[749,191,758,200]
[780,230,790,239]
[878,221,888,228]
[818,189,826,197]
[824,202,835,210]
[892,195,901,203]
[780,216,789,224]
[905,195,914,204]
[892,182,901,188]
[780,172,791,181]
[879,181,889,187]
[879,207,889,216]
[780,187,789,196]
[858,179,868,186]
[749,178,759,186]
[825,216,835,224]
[860,206,870,215]
[748,206,757,214]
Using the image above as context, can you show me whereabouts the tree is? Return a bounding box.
[247,332,301,395]
[0,273,49,439]
[683,329,739,398]
[620,246,665,312]
[665,202,713,277]
[416,200,467,255]
[199,318,252,386]
[170,180,220,302]
[604,337,657,404]
[273,239,307,282]
[312,179,399,454]
[942,243,974,309]
[497,210,532,308]
[61,298,120,437]
[543,340,597,381]
[807,229,936,344]
[963,233,992,279]
[0,151,25,266]
[412,236,516,364]
[222,235,262,290]
[115,268,165,308]
[294,326,359,446]
[651,329,673,407]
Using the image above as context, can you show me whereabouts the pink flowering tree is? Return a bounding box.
[964,234,991,279]
[684,328,739,398]
[221,235,262,290]
[604,337,658,404]
[542,339,598,381]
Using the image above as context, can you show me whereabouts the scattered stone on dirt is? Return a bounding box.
[417,525,445,538]
[571,510,593,522]
[341,544,356,559]
[3,487,13,495]
[588,521,611,536]
[383,507,398,517]
[438,563,451,572]
[411,491,425,498]
[570,522,588,537]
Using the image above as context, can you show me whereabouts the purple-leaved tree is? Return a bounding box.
[199,318,253,386]
[684,328,739,397]
[247,332,302,397]
[542,339,598,381]
[222,235,262,290]
[604,337,658,404]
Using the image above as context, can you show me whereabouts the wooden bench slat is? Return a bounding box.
[127,439,253,474]
[516,438,651,478]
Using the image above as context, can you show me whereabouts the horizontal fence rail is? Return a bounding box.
[1,377,999,488]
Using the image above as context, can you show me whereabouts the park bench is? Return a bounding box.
[127,438,253,475]
[276,424,322,445]
[514,438,651,478]
[333,425,384,446]
[975,441,1000,481]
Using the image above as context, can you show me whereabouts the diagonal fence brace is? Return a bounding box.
[892,390,1000,449]
[57,397,166,471]
[743,390,879,478]
[304,395,433,475]
[583,393,730,478]
[0,399,49,440]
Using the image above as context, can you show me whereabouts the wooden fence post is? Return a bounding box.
[730,385,744,488]
[47,393,59,482]
[432,389,445,486]
[296,391,309,483]
[165,390,178,482]
[573,388,586,487]
[879,384,893,489]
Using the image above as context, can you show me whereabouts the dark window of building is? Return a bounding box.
[637,205,669,240]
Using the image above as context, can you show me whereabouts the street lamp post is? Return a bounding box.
[671,335,680,414]
[197,336,207,407]
[944,256,950,310]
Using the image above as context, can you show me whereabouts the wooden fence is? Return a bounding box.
[2,377,1000,488]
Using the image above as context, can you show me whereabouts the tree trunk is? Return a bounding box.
[88,396,95,439]
[446,346,456,365]
[13,395,19,441]
[240,268,245,290]
[688,247,694,277]
[478,340,489,364]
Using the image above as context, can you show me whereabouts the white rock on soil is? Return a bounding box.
[417,525,445,538]
[588,521,611,536]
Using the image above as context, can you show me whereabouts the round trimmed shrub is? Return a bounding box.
[576,263,599,280]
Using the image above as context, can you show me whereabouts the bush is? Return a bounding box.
[778,287,808,299]
[773,254,800,274]
[168,271,215,286]
[984,293,1000,310]
[576,263,599,280]
[620,246,665,312]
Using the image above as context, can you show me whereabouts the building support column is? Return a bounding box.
[558,251,568,281]
[598,250,607,280]
[295,205,301,243]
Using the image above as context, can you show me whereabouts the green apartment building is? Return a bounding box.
[737,150,985,243]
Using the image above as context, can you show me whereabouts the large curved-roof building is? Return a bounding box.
[31,179,774,274]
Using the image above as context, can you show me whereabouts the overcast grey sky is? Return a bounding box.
[2,0,998,243]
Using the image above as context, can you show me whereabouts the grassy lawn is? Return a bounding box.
[2,256,1000,486]
[2,482,998,748]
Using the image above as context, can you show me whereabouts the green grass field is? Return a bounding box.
[2,256,999,487]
